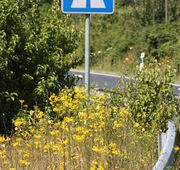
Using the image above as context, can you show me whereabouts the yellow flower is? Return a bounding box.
[0,135,9,143]
[5,136,10,142]
[90,161,104,170]
[92,145,109,154]
[0,136,5,143]
[71,154,79,160]
[0,150,5,156]
[26,142,32,148]
[90,160,98,170]
[113,120,122,129]
[28,126,35,133]
[21,131,31,138]
[13,118,26,127]
[134,122,139,128]
[44,143,51,152]
[109,142,117,148]
[140,158,145,163]
[174,146,180,152]
[73,134,85,142]
[39,127,45,133]
[3,161,9,165]
[19,159,30,166]
[75,126,82,131]
[19,99,24,106]
[29,110,34,116]
[153,112,157,116]
[50,131,56,136]
[1,155,6,159]
[98,164,105,170]
[16,137,22,142]
[143,112,147,118]
[34,134,42,139]
[112,149,120,155]
[112,106,117,113]
[23,152,30,158]
[55,130,59,136]
[37,110,43,118]
[100,138,104,145]
[12,142,19,147]
[101,145,109,154]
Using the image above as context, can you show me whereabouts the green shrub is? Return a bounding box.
[0,0,80,134]
[113,60,179,132]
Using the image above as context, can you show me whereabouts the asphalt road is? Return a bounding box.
[69,70,180,96]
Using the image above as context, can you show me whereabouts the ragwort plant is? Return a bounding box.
[0,87,158,170]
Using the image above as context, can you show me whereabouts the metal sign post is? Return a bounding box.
[61,0,114,93]
[85,14,90,93]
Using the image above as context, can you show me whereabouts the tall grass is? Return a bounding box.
[0,87,160,170]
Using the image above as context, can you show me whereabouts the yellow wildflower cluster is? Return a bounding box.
[0,136,10,143]
[19,159,31,166]
[90,160,105,170]
[0,87,158,169]
[12,106,46,139]
[13,118,26,128]
[49,87,88,118]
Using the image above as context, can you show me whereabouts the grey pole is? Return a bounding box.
[85,14,90,93]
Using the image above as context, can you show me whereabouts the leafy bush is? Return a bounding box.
[114,60,179,132]
[143,24,178,60]
[0,0,80,133]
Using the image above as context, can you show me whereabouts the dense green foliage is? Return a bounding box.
[76,0,180,75]
[134,0,180,25]
[0,0,80,133]
[0,0,180,135]
[112,60,179,132]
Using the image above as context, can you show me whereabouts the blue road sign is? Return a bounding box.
[61,0,114,14]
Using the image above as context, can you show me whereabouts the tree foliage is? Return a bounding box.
[79,0,180,73]
[134,0,180,25]
[0,0,80,134]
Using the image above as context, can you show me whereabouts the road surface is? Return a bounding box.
[69,70,180,96]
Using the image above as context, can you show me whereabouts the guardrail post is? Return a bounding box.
[158,133,167,158]
[153,120,176,170]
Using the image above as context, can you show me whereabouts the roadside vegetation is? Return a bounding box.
[0,0,180,169]
[0,0,81,134]
[76,0,180,80]
[0,61,179,169]
[0,87,158,169]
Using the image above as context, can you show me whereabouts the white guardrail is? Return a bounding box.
[153,120,176,170]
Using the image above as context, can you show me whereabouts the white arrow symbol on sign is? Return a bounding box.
[71,0,86,8]
[91,0,105,8]
[71,0,105,8]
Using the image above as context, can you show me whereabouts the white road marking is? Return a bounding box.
[173,83,180,87]
[91,0,105,8]
[74,74,83,79]
[70,69,120,78]
[71,0,86,8]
